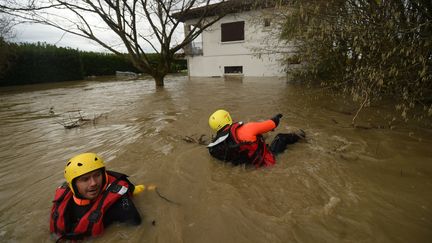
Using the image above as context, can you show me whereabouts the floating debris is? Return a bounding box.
[55,110,107,129]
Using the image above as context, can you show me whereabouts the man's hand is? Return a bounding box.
[271,114,283,127]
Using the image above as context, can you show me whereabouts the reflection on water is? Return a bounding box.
[0,76,431,242]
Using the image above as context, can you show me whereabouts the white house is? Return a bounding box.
[174,0,291,78]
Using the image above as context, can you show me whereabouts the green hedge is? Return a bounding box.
[0,42,187,86]
[80,52,139,76]
[1,43,83,86]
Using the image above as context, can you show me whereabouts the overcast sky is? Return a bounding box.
[12,23,113,52]
[4,0,215,53]
[10,21,170,53]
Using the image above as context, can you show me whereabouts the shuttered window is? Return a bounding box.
[221,21,245,42]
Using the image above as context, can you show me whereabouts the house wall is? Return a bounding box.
[185,10,289,77]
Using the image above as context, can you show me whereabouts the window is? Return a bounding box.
[224,66,243,74]
[221,21,244,42]
[264,18,271,27]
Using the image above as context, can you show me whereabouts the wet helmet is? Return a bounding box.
[64,153,106,195]
[209,109,232,132]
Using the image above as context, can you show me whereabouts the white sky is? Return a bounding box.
[12,23,113,52]
[11,21,172,53]
[5,0,221,53]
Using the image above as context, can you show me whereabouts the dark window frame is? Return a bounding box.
[264,18,271,27]
[221,21,245,42]
[224,66,243,74]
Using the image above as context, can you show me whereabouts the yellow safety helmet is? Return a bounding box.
[64,153,105,195]
[209,109,232,132]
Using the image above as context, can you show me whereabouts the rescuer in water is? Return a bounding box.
[50,153,144,241]
[207,109,305,167]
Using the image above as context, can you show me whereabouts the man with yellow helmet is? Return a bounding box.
[50,153,141,241]
[208,110,305,167]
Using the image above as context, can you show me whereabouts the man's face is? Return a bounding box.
[75,169,103,200]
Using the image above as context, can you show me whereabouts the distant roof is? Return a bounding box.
[172,0,287,22]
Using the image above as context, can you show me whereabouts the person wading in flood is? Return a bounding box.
[207,109,305,167]
[50,153,143,242]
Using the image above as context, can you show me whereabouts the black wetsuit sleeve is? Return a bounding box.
[103,194,142,228]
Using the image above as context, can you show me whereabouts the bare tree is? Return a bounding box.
[0,0,231,86]
[0,14,15,40]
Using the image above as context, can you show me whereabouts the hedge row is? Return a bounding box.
[80,52,139,76]
[0,42,187,86]
[1,43,83,85]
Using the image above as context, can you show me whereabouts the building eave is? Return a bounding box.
[172,0,288,22]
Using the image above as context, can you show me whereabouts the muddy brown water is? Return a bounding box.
[0,76,431,243]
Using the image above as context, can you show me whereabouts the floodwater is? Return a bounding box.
[0,75,431,243]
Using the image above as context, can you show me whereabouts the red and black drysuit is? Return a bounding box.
[50,171,141,241]
[207,122,276,167]
[208,118,303,167]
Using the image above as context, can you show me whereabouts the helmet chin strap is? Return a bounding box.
[72,171,109,206]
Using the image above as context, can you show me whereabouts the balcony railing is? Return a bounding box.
[184,41,203,56]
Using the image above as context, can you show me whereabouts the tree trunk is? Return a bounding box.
[153,73,165,87]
